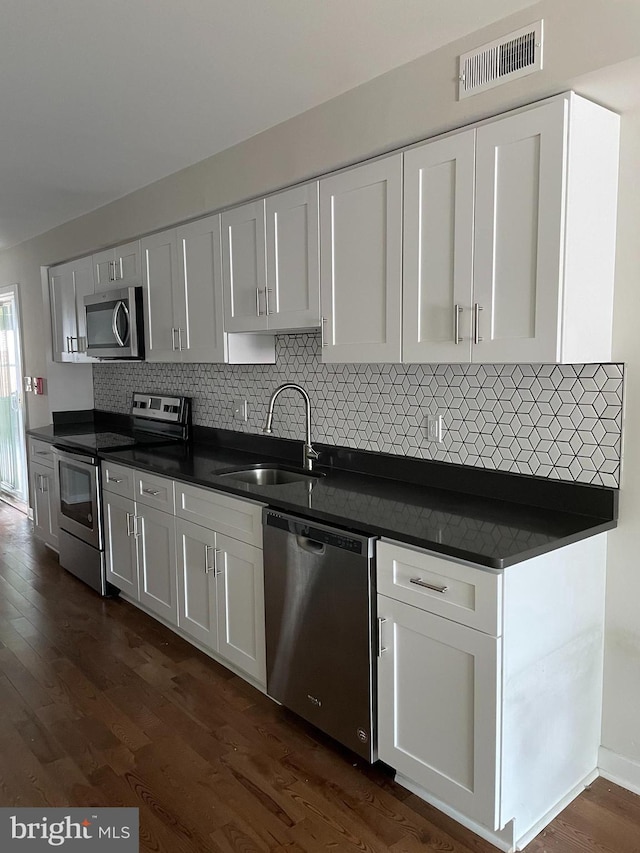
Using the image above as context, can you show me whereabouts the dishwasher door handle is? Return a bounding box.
[295,535,325,555]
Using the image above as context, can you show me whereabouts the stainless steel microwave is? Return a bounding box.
[83,286,144,359]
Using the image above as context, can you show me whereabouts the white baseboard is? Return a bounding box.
[599,747,640,796]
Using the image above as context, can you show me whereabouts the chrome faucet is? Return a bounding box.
[263,383,319,472]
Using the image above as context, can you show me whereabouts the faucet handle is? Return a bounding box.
[305,444,320,460]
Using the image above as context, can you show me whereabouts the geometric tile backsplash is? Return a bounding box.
[93,332,624,488]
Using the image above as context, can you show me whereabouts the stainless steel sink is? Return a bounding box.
[216,465,322,486]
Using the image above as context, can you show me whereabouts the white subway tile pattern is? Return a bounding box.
[93,332,623,487]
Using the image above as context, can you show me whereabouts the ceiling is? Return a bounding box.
[0,0,537,250]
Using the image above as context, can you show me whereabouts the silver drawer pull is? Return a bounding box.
[108,476,123,483]
[35,450,50,456]
[142,487,160,496]
[410,577,449,594]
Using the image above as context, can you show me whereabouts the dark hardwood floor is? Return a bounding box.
[1,500,638,852]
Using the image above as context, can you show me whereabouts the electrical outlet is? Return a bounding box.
[232,399,248,422]
[426,414,443,443]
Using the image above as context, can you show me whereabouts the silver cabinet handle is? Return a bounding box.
[473,303,484,345]
[410,577,449,594]
[142,488,160,496]
[454,304,462,345]
[109,260,115,281]
[40,475,48,493]
[177,328,184,351]
[320,316,328,347]
[113,259,121,281]
[255,287,262,316]
[126,512,133,536]
[204,544,213,573]
[65,335,71,353]
[108,476,123,483]
[214,549,223,576]
[266,288,274,315]
[377,617,387,656]
[35,450,50,456]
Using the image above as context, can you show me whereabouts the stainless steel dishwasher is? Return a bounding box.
[263,509,377,761]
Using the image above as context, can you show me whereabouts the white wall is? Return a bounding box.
[2,0,640,784]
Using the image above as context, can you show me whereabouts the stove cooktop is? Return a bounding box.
[57,431,167,452]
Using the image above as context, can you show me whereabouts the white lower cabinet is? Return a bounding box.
[377,593,501,827]
[102,464,266,685]
[30,460,59,549]
[103,492,138,599]
[215,533,265,682]
[136,503,178,625]
[377,536,608,850]
[176,518,218,648]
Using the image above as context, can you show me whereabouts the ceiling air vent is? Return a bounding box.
[458,20,543,99]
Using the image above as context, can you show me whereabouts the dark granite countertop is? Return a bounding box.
[29,420,617,570]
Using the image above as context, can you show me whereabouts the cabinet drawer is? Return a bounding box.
[134,471,175,513]
[29,439,54,468]
[175,482,264,547]
[377,540,502,636]
[101,461,135,499]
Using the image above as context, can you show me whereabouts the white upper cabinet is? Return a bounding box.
[222,199,269,332]
[93,240,142,292]
[143,219,275,365]
[141,228,181,362]
[319,154,403,363]
[176,215,227,363]
[403,131,476,363]
[474,93,619,364]
[403,93,619,364]
[222,185,320,334]
[472,99,567,363]
[265,182,320,331]
[49,255,95,363]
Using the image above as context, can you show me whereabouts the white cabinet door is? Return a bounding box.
[265,182,320,331]
[31,462,58,549]
[216,533,265,683]
[176,215,226,363]
[473,99,567,363]
[93,248,117,293]
[222,200,269,332]
[103,492,138,599]
[49,263,76,363]
[115,240,142,286]
[403,132,475,363]
[49,257,94,363]
[175,518,218,650]
[141,229,181,362]
[377,594,501,829]
[71,255,95,362]
[136,503,177,625]
[319,154,402,363]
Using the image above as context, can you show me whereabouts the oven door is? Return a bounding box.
[83,286,143,358]
[53,447,102,549]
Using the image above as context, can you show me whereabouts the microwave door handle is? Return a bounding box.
[112,300,130,347]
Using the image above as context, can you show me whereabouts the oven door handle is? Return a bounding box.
[112,300,130,347]
[53,446,100,467]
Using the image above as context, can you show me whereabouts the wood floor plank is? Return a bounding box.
[1,502,640,853]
